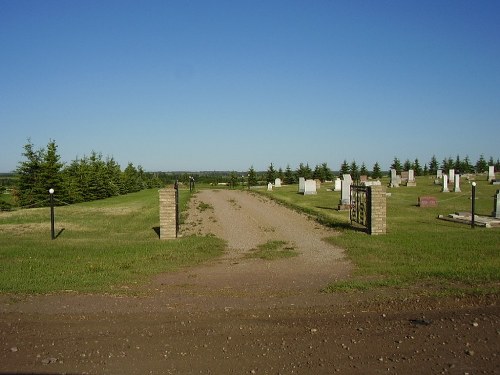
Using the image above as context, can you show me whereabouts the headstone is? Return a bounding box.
[360,175,368,183]
[488,166,496,182]
[449,169,455,184]
[364,180,381,186]
[453,174,461,192]
[401,171,409,181]
[406,169,416,186]
[493,190,500,218]
[343,174,352,184]
[315,179,321,190]
[267,182,273,191]
[390,169,400,188]
[304,179,317,195]
[418,196,437,207]
[437,169,443,179]
[338,180,351,209]
[442,174,449,192]
[274,178,282,187]
[334,178,342,191]
[298,177,305,193]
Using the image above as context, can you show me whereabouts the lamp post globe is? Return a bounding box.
[49,188,54,194]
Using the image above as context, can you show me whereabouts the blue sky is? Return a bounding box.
[1,0,499,172]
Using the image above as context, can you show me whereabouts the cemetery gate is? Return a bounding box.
[350,185,387,235]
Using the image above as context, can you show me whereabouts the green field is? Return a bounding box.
[1,176,499,297]
[0,188,224,294]
[260,176,500,296]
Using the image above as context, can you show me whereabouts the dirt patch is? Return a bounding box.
[0,189,499,374]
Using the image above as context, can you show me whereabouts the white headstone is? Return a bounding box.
[340,180,351,205]
[488,166,495,182]
[343,174,353,184]
[390,169,400,187]
[442,174,449,192]
[304,179,317,195]
[408,169,415,182]
[449,169,455,184]
[334,178,342,191]
[267,182,273,191]
[274,178,282,187]
[298,177,305,193]
[437,169,443,179]
[493,190,500,218]
[453,174,461,192]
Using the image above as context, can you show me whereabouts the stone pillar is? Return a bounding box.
[454,174,461,192]
[159,188,177,239]
[493,190,500,219]
[369,185,387,235]
[442,175,449,192]
[449,169,455,184]
[488,166,496,182]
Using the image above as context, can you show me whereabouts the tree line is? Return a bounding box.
[252,154,499,186]
[11,140,164,208]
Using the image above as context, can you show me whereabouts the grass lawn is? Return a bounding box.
[0,188,224,294]
[260,176,500,296]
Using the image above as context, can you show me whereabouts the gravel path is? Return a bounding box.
[152,189,352,309]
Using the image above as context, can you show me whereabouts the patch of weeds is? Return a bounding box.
[245,240,299,260]
[259,225,275,233]
[197,201,213,212]
[228,198,241,209]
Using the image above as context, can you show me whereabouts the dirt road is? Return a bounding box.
[1,190,498,374]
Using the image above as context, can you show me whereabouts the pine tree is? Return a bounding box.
[283,165,295,184]
[475,155,487,173]
[403,159,412,171]
[390,157,402,174]
[14,140,45,207]
[428,155,439,175]
[247,166,258,187]
[266,163,276,183]
[413,158,422,176]
[359,162,369,177]
[371,162,382,179]
[339,160,350,175]
[40,140,65,203]
[350,160,359,180]
[321,162,333,181]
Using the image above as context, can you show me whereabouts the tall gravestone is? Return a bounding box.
[437,170,443,179]
[159,188,177,239]
[493,190,500,218]
[390,169,400,187]
[454,174,461,192]
[338,180,351,210]
[449,169,455,184]
[274,178,282,187]
[442,174,449,192]
[298,177,305,193]
[488,166,496,182]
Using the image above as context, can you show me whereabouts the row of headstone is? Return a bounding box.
[298,177,317,195]
[441,173,461,192]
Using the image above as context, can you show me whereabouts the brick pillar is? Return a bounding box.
[159,188,177,239]
[369,185,387,235]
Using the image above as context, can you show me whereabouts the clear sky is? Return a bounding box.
[1,0,499,173]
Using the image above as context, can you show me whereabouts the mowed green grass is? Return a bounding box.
[261,176,500,295]
[0,189,224,294]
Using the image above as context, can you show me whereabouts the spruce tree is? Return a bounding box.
[371,162,382,179]
[14,140,45,207]
[340,160,350,175]
[475,155,487,173]
[266,163,276,183]
[413,158,422,176]
[283,165,295,184]
[428,155,439,175]
[247,166,258,187]
[359,162,369,177]
[390,157,402,174]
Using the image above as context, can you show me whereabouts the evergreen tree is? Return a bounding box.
[495,158,500,171]
[428,155,439,175]
[321,162,333,181]
[475,154,487,173]
[283,165,295,184]
[423,164,429,176]
[122,163,140,193]
[403,159,412,172]
[247,166,258,187]
[488,156,495,166]
[105,157,122,196]
[266,163,276,183]
[40,140,65,202]
[359,162,369,177]
[295,163,312,180]
[339,160,350,175]
[371,162,382,179]
[441,157,453,171]
[312,164,323,181]
[277,167,284,181]
[229,171,239,188]
[349,160,359,180]
[462,155,473,174]
[413,158,422,176]
[454,155,461,172]
[14,140,45,207]
[390,157,402,174]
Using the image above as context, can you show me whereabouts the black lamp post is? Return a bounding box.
[49,188,55,239]
[471,182,476,229]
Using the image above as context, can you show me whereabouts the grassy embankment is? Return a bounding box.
[260,176,500,296]
[0,188,224,294]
